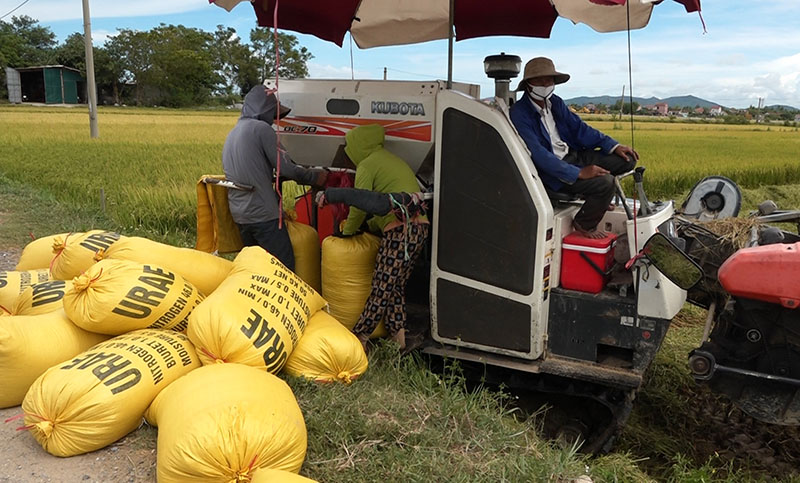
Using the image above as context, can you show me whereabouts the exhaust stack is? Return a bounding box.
[483,53,521,106]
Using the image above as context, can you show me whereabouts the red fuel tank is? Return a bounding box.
[718,242,800,309]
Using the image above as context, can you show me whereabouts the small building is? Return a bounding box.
[709,105,723,116]
[654,102,669,115]
[5,65,85,104]
[694,107,705,114]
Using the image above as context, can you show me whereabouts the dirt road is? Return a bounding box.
[0,407,156,483]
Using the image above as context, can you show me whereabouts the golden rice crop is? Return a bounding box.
[0,106,798,239]
[594,121,800,198]
[0,106,237,238]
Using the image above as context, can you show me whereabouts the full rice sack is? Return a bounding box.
[97,236,233,297]
[286,221,321,292]
[321,233,387,338]
[12,280,74,316]
[49,230,122,280]
[22,329,200,456]
[0,309,108,408]
[284,310,368,384]
[15,233,78,271]
[145,363,307,482]
[0,269,51,312]
[63,259,204,335]
[187,246,326,373]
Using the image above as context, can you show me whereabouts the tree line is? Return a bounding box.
[0,16,312,107]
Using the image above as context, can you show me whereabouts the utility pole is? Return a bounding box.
[446,0,454,89]
[82,0,99,138]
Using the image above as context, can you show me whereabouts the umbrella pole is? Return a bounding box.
[447,0,454,89]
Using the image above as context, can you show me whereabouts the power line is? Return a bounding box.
[0,0,32,20]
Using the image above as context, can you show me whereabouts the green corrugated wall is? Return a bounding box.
[42,67,82,104]
[43,67,62,103]
[62,69,82,104]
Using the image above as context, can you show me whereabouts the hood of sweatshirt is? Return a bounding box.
[343,124,385,166]
[241,85,290,123]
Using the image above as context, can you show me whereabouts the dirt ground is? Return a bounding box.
[0,249,157,483]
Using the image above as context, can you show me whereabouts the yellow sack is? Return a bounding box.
[12,280,74,316]
[15,233,77,270]
[22,329,200,456]
[321,234,387,338]
[252,469,317,483]
[281,181,310,214]
[286,221,321,292]
[195,175,244,254]
[97,236,233,297]
[50,230,122,280]
[284,310,368,384]
[145,363,307,482]
[187,247,325,373]
[0,269,51,312]
[0,310,107,408]
[63,259,204,335]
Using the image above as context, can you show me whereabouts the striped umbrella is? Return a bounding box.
[209,0,702,48]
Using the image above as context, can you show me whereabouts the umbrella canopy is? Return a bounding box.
[210,0,701,48]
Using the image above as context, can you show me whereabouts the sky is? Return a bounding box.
[3,0,799,109]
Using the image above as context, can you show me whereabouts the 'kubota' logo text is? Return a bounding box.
[371,101,425,116]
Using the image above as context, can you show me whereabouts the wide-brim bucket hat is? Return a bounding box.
[515,57,570,91]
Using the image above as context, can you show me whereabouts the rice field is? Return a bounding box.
[1,105,798,241]
[595,120,800,198]
[0,106,237,240]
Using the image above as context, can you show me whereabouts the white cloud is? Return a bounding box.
[90,29,116,46]
[308,62,370,80]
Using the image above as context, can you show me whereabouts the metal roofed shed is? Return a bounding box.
[6,65,86,104]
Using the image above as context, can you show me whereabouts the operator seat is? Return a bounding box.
[545,187,581,204]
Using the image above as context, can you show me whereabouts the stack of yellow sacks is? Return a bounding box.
[1,229,369,481]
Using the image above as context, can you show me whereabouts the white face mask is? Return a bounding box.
[527,84,555,101]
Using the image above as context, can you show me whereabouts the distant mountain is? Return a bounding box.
[565,94,723,109]
[766,104,800,112]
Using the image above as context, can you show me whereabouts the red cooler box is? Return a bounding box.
[560,232,617,293]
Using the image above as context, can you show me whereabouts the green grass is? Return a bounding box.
[0,175,114,247]
[289,342,652,482]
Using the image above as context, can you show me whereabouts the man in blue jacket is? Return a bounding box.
[510,57,638,238]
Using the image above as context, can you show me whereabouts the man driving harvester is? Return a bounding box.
[510,57,638,238]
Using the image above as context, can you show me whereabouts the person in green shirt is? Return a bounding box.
[340,124,430,350]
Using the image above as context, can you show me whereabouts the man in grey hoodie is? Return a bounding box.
[222,85,325,271]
